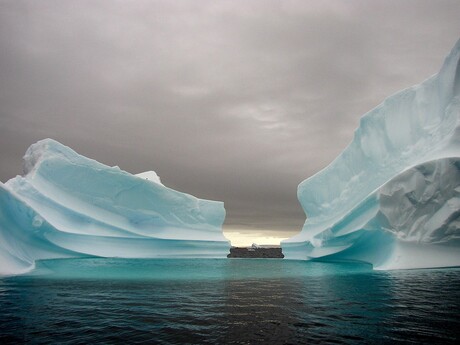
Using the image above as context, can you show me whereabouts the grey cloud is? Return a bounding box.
[1,0,459,236]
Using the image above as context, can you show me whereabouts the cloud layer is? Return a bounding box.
[1,0,459,237]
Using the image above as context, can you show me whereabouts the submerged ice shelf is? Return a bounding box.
[0,139,230,276]
[282,39,460,270]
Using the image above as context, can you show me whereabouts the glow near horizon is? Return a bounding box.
[223,230,297,247]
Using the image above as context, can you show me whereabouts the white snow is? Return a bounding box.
[135,171,163,186]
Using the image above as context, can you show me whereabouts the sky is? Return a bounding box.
[1,0,459,245]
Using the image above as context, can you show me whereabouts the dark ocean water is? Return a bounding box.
[1,258,459,344]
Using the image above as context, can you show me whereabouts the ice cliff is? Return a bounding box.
[0,139,229,275]
[282,40,460,269]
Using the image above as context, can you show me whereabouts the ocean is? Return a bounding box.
[1,258,459,344]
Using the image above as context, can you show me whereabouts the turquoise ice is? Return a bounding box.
[0,139,229,275]
[282,40,460,269]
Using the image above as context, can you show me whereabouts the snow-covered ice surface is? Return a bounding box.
[282,39,460,270]
[0,139,229,276]
[135,171,163,186]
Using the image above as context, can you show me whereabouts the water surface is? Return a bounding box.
[1,258,459,344]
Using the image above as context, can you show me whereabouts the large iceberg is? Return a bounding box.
[282,40,460,270]
[0,139,229,275]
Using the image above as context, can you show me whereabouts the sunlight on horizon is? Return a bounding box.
[223,230,298,247]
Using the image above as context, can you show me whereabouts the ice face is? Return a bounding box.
[0,139,229,276]
[282,39,460,270]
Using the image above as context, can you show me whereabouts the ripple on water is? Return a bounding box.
[0,259,459,344]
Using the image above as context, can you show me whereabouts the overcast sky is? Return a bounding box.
[1,0,459,241]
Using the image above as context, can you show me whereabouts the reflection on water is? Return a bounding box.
[0,259,459,344]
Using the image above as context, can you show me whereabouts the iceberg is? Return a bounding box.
[0,139,229,276]
[282,39,460,270]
